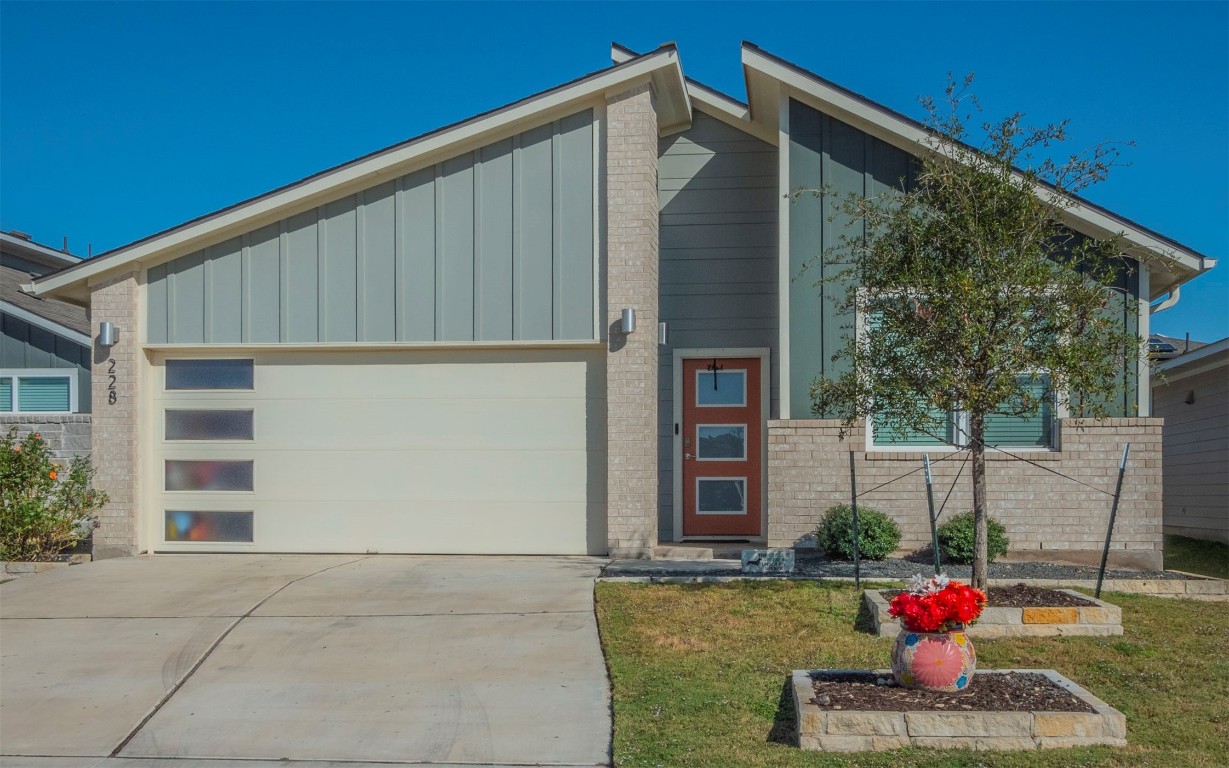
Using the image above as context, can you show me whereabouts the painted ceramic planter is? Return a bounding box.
[891,628,976,692]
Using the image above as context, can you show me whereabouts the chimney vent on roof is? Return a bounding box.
[62,236,69,253]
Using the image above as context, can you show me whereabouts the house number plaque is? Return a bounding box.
[107,359,117,404]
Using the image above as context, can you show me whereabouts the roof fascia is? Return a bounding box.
[33,47,687,300]
[611,43,774,145]
[741,44,1214,281]
[1156,336,1229,374]
[0,233,81,269]
[0,300,93,347]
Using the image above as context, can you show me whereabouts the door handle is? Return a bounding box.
[684,453,694,460]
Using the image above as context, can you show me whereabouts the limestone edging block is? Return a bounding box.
[863,589,1123,637]
[792,668,1127,752]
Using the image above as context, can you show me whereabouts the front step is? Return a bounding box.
[652,545,714,561]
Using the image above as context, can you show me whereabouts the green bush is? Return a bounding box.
[1,428,107,562]
[815,504,902,561]
[937,511,1010,564]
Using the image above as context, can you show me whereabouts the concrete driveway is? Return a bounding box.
[1,555,610,767]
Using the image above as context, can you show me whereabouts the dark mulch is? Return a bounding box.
[882,583,1096,608]
[809,671,1096,713]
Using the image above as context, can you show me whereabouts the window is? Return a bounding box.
[165,460,254,492]
[695,370,746,406]
[165,510,254,543]
[165,410,255,441]
[696,425,747,460]
[166,359,254,390]
[696,478,747,514]
[0,370,77,413]
[869,374,1056,450]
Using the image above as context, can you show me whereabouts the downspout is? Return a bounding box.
[1150,285,1180,314]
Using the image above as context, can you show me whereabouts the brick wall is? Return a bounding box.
[767,418,1163,570]
[605,81,660,558]
[0,414,91,462]
[89,272,141,559]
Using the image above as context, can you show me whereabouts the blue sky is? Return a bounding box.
[2,1,1226,340]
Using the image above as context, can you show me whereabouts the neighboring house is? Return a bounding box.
[1,231,92,460]
[28,43,1217,565]
[1153,338,1229,544]
[1149,333,1207,362]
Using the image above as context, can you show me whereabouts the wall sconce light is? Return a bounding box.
[621,308,636,334]
[98,321,119,347]
[658,321,668,345]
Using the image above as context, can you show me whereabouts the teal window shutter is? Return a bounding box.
[984,374,1053,448]
[17,376,72,412]
[0,377,12,412]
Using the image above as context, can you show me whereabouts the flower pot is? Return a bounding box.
[891,628,976,692]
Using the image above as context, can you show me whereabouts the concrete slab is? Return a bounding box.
[120,612,610,765]
[604,558,742,575]
[0,617,234,757]
[0,555,362,619]
[254,555,604,616]
[2,555,610,765]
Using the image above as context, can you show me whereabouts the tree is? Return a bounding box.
[802,76,1142,589]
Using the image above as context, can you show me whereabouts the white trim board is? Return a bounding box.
[0,300,93,347]
[671,347,770,542]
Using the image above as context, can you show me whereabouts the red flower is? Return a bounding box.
[889,579,987,633]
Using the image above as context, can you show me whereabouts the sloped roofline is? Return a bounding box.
[1,232,82,269]
[740,42,1216,287]
[31,45,690,302]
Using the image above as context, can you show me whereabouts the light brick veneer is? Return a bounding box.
[767,418,1163,570]
[605,82,660,558]
[89,272,141,559]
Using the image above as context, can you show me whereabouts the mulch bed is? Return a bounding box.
[809,671,1096,713]
[882,583,1097,608]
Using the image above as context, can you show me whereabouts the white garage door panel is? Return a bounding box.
[149,348,606,554]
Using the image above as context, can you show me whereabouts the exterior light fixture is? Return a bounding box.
[621,308,636,334]
[98,321,119,346]
[658,321,668,345]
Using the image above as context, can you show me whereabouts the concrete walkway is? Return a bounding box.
[1,555,611,767]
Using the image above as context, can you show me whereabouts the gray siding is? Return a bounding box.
[1154,355,1229,544]
[787,99,1142,419]
[148,110,595,344]
[788,99,912,419]
[657,112,779,540]
[0,311,92,412]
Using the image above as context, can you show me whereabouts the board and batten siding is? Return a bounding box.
[0,312,91,412]
[787,98,1141,421]
[147,110,595,344]
[1153,352,1229,544]
[657,111,779,539]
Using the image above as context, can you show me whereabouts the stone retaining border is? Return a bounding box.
[2,555,91,580]
[791,668,1127,752]
[596,574,1228,600]
[862,589,1123,637]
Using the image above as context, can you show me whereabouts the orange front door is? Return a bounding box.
[681,357,762,537]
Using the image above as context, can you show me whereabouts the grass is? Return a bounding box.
[1164,534,1229,579]
[596,581,1229,768]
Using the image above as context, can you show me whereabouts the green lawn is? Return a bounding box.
[596,581,1229,768]
[1164,534,1229,579]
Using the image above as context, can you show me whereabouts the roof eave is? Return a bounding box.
[33,46,689,301]
[740,42,1215,289]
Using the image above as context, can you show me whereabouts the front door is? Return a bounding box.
[681,357,762,537]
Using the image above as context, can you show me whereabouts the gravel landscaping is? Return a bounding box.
[604,550,1187,581]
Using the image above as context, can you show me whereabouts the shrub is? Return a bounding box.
[0,428,107,561]
[937,511,1010,564]
[815,504,902,561]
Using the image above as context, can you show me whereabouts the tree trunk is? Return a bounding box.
[970,412,989,590]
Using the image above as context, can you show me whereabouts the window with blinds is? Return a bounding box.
[983,374,1054,448]
[0,373,74,413]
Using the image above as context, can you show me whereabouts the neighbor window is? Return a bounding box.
[0,371,77,413]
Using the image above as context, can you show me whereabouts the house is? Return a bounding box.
[1152,337,1229,544]
[27,43,1216,565]
[1,231,91,460]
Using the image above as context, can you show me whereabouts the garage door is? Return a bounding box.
[148,348,606,554]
